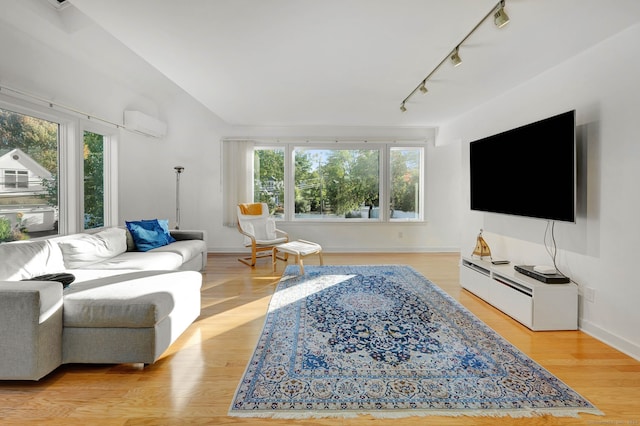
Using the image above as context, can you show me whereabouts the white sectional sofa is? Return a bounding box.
[0,226,207,380]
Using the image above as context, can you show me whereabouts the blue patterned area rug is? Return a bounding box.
[229,265,602,419]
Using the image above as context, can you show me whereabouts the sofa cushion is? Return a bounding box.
[78,251,184,271]
[0,239,64,280]
[58,228,127,269]
[125,219,176,252]
[147,240,207,263]
[62,268,140,284]
[63,271,202,328]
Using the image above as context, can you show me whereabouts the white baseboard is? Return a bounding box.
[580,318,640,361]
[208,246,460,254]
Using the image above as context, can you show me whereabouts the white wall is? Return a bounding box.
[0,0,462,255]
[215,125,461,253]
[437,23,640,360]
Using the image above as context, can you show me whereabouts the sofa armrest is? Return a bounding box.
[169,229,206,242]
[0,281,63,380]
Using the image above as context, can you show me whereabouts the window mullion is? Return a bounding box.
[284,143,294,221]
[381,145,389,222]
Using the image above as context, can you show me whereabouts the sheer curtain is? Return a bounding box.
[222,140,254,227]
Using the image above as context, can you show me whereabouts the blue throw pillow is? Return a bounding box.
[125,219,175,251]
[154,219,176,243]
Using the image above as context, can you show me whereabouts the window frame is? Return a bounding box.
[0,93,118,235]
[251,140,425,223]
[80,124,118,231]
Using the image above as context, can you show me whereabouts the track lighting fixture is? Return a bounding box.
[450,47,462,67]
[399,0,510,112]
[494,0,510,28]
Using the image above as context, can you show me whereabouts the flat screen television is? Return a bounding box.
[469,110,576,222]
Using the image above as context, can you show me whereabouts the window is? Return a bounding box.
[294,148,379,219]
[245,141,424,223]
[1,96,118,241]
[83,131,105,229]
[254,147,285,218]
[3,170,29,189]
[0,107,58,240]
[390,147,422,219]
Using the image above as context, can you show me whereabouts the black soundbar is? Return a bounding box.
[514,265,571,284]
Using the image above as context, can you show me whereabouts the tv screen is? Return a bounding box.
[469,110,576,222]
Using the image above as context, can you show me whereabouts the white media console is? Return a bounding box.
[460,256,578,331]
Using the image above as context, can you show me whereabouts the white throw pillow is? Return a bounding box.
[0,240,64,280]
[58,227,127,269]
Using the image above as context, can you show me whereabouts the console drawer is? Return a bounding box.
[488,277,533,328]
[460,261,491,300]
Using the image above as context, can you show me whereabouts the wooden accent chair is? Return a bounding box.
[236,203,288,266]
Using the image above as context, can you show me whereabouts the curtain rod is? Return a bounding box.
[222,137,431,144]
[1,84,125,132]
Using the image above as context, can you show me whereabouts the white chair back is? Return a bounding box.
[236,203,276,245]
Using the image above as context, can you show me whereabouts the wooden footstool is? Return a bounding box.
[272,240,323,274]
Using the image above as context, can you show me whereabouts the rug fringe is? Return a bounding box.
[228,407,605,419]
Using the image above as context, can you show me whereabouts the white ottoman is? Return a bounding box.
[272,240,323,274]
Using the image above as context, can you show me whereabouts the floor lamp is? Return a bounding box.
[174,166,184,229]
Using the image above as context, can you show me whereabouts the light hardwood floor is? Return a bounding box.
[1,252,639,425]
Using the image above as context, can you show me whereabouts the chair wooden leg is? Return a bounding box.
[238,256,256,267]
[272,247,277,272]
[239,247,285,268]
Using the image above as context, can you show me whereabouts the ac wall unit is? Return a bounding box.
[123,110,167,138]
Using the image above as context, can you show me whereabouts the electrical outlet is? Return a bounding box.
[583,287,595,303]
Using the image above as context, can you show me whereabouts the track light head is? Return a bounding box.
[494,1,510,28]
[450,47,462,67]
[400,103,407,112]
[419,82,428,94]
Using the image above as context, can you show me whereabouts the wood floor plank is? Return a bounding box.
[1,252,638,425]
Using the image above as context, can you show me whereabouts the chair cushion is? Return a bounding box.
[238,203,263,215]
[249,217,277,240]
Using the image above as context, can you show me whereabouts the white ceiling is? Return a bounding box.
[66,0,640,128]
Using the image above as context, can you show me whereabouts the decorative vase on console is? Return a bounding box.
[471,229,492,260]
